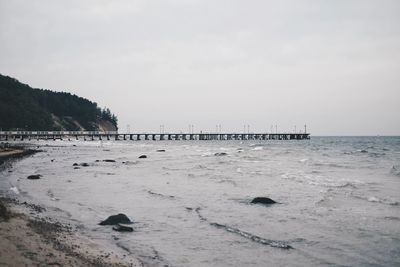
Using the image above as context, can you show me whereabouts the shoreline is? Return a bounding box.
[0,144,38,165]
[0,146,144,267]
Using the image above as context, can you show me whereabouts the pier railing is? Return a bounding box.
[0,131,310,141]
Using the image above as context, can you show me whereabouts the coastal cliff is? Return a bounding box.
[0,74,117,131]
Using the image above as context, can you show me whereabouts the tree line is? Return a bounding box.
[0,74,118,131]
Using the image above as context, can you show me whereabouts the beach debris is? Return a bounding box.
[27,174,42,180]
[214,152,228,156]
[251,197,277,205]
[99,213,133,225]
[0,201,10,221]
[156,149,166,152]
[138,155,147,159]
[103,159,116,162]
[112,223,134,232]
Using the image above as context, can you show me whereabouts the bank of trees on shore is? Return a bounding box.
[0,74,118,131]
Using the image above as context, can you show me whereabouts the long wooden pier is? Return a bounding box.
[0,131,310,141]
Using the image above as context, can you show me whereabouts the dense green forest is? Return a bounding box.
[0,74,117,131]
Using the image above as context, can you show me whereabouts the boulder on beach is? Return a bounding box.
[138,155,147,159]
[251,197,277,205]
[156,149,166,152]
[112,223,134,232]
[99,213,133,225]
[214,152,228,156]
[27,174,41,180]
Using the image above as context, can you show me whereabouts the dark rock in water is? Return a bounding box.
[80,163,90,167]
[103,159,116,162]
[74,167,80,169]
[360,150,368,153]
[99,213,133,225]
[95,160,100,162]
[138,155,147,159]
[214,152,228,156]
[51,159,54,162]
[251,197,277,205]
[112,224,134,232]
[156,149,166,152]
[73,163,79,166]
[27,174,41,180]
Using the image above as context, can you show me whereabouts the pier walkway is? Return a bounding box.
[0,131,310,141]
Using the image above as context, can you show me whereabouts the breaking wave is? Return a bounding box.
[194,208,292,249]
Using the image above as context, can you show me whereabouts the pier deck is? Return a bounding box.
[0,131,310,141]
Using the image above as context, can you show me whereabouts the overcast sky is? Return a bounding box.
[1,0,399,135]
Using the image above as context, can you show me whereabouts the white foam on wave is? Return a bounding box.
[10,186,19,195]
[252,147,263,151]
[281,173,362,189]
[367,196,399,205]
[367,196,380,202]
[351,193,399,206]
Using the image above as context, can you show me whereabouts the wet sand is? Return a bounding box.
[0,146,144,267]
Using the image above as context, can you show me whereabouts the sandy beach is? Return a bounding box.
[0,146,144,267]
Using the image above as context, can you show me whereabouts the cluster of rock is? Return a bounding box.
[99,213,134,232]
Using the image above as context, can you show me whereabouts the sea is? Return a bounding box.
[1,136,399,266]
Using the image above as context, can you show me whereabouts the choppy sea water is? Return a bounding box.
[1,136,400,266]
